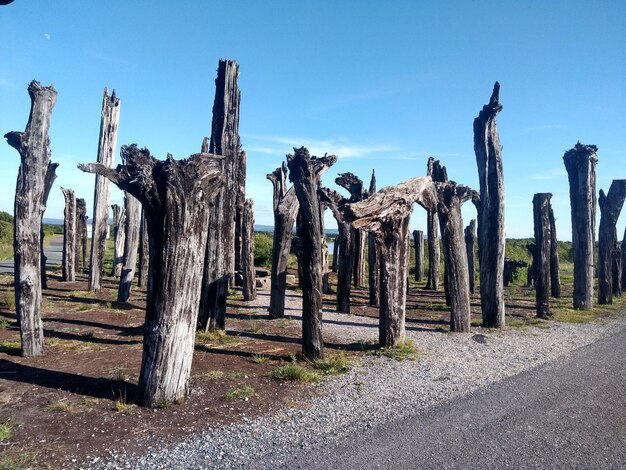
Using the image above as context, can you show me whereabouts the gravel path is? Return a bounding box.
[86,288,626,469]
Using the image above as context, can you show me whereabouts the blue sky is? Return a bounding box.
[1,1,624,240]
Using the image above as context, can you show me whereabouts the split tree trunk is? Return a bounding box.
[464,219,477,294]
[79,144,223,407]
[548,205,561,298]
[138,209,149,288]
[199,59,242,331]
[533,193,552,318]
[597,180,626,305]
[40,161,59,289]
[266,162,299,318]
[473,82,506,328]
[61,188,76,282]
[563,142,598,309]
[4,81,57,357]
[75,198,88,271]
[117,193,140,302]
[242,198,257,301]
[89,88,120,292]
[345,176,438,347]
[287,147,337,359]
[413,230,424,282]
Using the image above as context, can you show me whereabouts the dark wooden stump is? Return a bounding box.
[242,198,257,301]
[612,243,622,298]
[138,208,149,288]
[413,230,424,282]
[563,142,598,310]
[526,243,536,287]
[332,233,340,272]
[40,161,58,289]
[367,170,380,306]
[548,204,561,298]
[5,81,57,357]
[234,151,247,273]
[111,203,125,277]
[75,198,88,271]
[61,188,76,282]
[287,147,337,359]
[533,193,552,318]
[117,194,140,302]
[621,228,626,292]
[464,219,477,294]
[79,144,223,407]
[503,258,528,287]
[425,211,440,290]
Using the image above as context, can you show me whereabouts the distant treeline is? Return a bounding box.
[0,211,64,261]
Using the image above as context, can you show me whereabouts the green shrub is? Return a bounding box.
[254,232,273,266]
[270,357,319,382]
[0,212,12,224]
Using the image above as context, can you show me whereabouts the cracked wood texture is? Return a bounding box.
[75,198,88,271]
[287,147,337,359]
[61,188,76,282]
[464,219,477,294]
[40,161,58,289]
[4,81,57,357]
[117,193,140,302]
[89,88,120,292]
[597,180,626,305]
[367,170,380,306]
[548,205,561,298]
[138,208,149,288]
[242,198,256,301]
[413,230,424,282]
[533,193,552,318]
[474,81,506,328]
[563,142,598,309]
[267,162,299,318]
[79,144,223,407]
[199,59,242,331]
[345,176,438,347]
[111,203,125,276]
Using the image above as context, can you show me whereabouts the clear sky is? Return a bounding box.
[1,1,624,240]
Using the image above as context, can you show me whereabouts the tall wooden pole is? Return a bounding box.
[533,193,552,318]
[464,219,477,294]
[117,193,140,302]
[40,161,59,289]
[75,198,88,271]
[89,88,120,292]
[548,205,561,298]
[61,188,76,282]
[242,198,257,301]
[367,170,380,306]
[413,230,424,282]
[138,208,149,288]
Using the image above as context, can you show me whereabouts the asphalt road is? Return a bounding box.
[287,326,626,469]
[0,235,63,274]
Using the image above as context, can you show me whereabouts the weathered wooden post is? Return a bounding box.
[319,187,354,313]
[474,82,506,328]
[367,170,380,305]
[533,193,552,318]
[40,162,59,289]
[111,203,125,276]
[332,233,340,272]
[548,205,561,298]
[138,209,149,288]
[61,188,76,282]
[563,142,598,309]
[79,144,222,407]
[425,158,440,290]
[345,177,438,347]
[287,147,337,359]
[464,219,477,294]
[266,162,299,318]
[199,59,242,331]
[234,151,247,274]
[117,194,140,302]
[526,243,536,287]
[242,198,256,301]
[621,228,626,292]
[597,180,626,304]
[75,198,88,271]
[503,259,528,287]
[4,81,57,357]
[413,230,424,282]
[89,88,120,292]
[612,242,622,298]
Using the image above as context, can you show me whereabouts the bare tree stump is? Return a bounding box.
[40,161,58,289]
[474,82,506,328]
[345,176,438,347]
[61,188,76,282]
[75,198,88,271]
[266,162,299,318]
[117,193,140,302]
[287,147,337,359]
[597,180,626,305]
[89,88,120,292]
[612,242,622,298]
[4,81,57,357]
[548,205,561,298]
[533,193,552,318]
[563,142,598,309]
[464,219,477,294]
[138,208,149,288]
[199,59,242,331]
[111,203,126,277]
[242,198,256,301]
[79,144,223,407]
[413,230,424,282]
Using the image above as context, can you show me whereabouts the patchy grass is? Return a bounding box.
[552,307,600,324]
[245,320,264,333]
[113,391,136,414]
[155,400,173,410]
[200,370,225,380]
[225,385,254,400]
[251,354,271,365]
[0,318,9,329]
[77,303,92,312]
[507,315,551,329]
[312,352,351,376]
[0,340,20,355]
[100,300,113,309]
[44,401,74,413]
[195,329,242,347]
[4,290,15,311]
[370,339,423,362]
[0,421,11,441]
[0,451,39,470]
[270,357,319,383]
[108,365,130,382]
[45,336,60,347]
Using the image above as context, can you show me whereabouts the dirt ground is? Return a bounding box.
[0,266,541,469]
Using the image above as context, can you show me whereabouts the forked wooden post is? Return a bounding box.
[4,80,57,357]
[61,187,76,282]
[117,193,140,302]
[533,193,552,318]
[242,198,257,301]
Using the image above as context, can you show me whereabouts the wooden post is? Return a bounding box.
[503,259,528,287]
[533,193,552,318]
[526,243,536,287]
[4,81,57,357]
[89,88,120,292]
[319,188,354,313]
[612,242,622,298]
[413,230,424,282]
[548,205,561,298]
[75,198,88,271]
[425,157,440,290]
[266,162,299,318]
[117,193,140,302]
[111,203,125,276]
[234,151,247,273]
[474,82,506,328]
[345,176,438,347]
[199,60,241,331]
[597,180,626,305]
[61,188,76,282]
[464,219,477,294]
[332,233,340,272]
[79,144,223,407]
[287,147,336,359]
[40,161,59,289]
[242,198,256,301]
[563,142,598,309]
[138,208,149,288]
[621,227,626,292]
[367,170,380,305]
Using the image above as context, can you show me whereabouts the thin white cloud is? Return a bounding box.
[44,33,51,40]
[530,168,567,180]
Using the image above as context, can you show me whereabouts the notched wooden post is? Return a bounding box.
[336,172,367,287]
[79,144,223,407]
[61,187,76,282]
